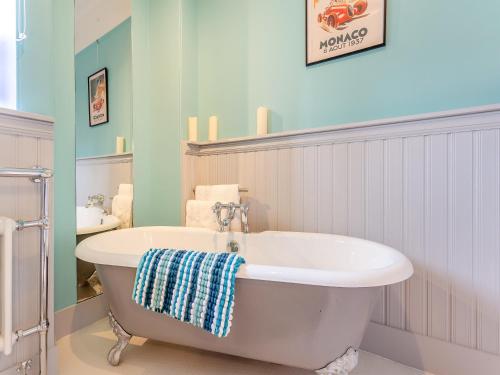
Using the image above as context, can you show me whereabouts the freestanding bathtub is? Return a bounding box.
[75,227,413,374]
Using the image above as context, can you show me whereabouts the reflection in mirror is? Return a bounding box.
[74,0,133,303]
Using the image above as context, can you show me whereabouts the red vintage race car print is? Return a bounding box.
[317,0,368,30]
[93,97,104,112]
[307,0,386,64]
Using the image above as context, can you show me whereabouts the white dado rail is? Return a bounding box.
[0,108,55,375]
[182,104,500,375]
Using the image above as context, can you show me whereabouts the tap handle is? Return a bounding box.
[240,204,249,233]
[212,202,225,232]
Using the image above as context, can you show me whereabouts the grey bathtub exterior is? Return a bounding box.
[96,264,380,371]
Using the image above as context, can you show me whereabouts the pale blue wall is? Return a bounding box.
[133,0,500,230]
[75,19,132,158]
[131,0,183,227]
[196,0,500,140]
[17,0,76,311]
[181,0,199,126]
[16,0,53,115]
[52,0,77,311]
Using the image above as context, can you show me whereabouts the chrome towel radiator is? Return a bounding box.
[0,167,52,375]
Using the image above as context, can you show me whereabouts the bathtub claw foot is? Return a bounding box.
[107,311,132,366]
[315,348,359,375]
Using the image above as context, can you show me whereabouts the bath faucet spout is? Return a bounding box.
[212,202,249,233]
[86,194,105,208]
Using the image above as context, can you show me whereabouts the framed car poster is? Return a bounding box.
[88,68,109,126]
[306,0,386,65]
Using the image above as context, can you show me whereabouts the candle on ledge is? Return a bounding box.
[188,116,198,142]
[208,115,218,142]
[116,136,125,154]
[257,106,269,136]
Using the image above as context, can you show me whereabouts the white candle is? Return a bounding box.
[116,136,125,154]
[188,116,198,142]
[257,106,268,136]
[208,116,218,142]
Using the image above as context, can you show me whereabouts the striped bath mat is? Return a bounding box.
[133,249,245,337]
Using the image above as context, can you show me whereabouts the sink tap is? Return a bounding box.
[212,202,249,233]
[86,194,105,209]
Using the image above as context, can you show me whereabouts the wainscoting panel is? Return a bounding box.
[76,153,133,208]
[0,109,54,374]
[182,105,500,366]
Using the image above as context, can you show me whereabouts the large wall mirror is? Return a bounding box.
[74,0,133,303]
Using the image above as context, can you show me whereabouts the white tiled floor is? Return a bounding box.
[57,319,432,375]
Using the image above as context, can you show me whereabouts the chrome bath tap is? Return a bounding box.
[86,194,105,208]
[212,202,249,233]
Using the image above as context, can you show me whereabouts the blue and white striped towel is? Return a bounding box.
[132,249,245,337]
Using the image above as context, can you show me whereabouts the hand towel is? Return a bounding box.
[185,200,241,232]
[195,184,240,204]
[118,183,134,196]
[133,249,245,337]
[112,194,133,229]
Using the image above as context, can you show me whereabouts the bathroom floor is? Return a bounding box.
[57,319,433,375]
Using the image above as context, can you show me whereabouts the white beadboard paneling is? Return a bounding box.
[384,138,405,330]
[425,134,450,342]
[348,142,365,238]
[216,154,227,184]
[0,112,53,373]
[0,134,18,371]
[317,145,333,234]
[182,104,500,358]
[332,143,348,235]
[254,150,278,232]
[237,152,256,231]
[303,146,318,233]
[207,155,218,185]
[404,136,426,336]
[76,154,133,208]
[277,149,292,232]
[365,140,385,324]
[226,154,239,185]
[290,148,304,232]
[197,155,210,186]
[365,140,384,243]
[17,136,41,365]
[450,132,476,349]
[475,130,500,354]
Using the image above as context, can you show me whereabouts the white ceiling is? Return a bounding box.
[75,0,131,54]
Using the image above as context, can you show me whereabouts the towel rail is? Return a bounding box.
[192,187,248,194]
[0,167,52,179]
[0,167,52,375]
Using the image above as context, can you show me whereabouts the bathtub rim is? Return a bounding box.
[76,226,414,288]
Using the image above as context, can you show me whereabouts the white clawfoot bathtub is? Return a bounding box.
[75,227,413,374]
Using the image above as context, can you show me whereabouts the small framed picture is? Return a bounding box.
[306,0,387,66]
[88,68,109,126]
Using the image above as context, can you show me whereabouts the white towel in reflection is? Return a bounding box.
[118,184,133,196]
[112,194,133,229]
[185,200,241,232]
[195,184,240,203]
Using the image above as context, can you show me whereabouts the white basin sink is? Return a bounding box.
[77,206,121,236]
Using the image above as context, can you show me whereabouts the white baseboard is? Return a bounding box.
[361,322,500,375]
[55,294,109,341]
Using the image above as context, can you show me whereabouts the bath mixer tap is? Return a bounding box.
[212,202,249,233]
[86,194,105,208]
